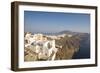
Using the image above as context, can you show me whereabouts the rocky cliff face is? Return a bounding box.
[55,35,80,60]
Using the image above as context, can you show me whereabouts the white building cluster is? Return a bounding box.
[25,32,58,60]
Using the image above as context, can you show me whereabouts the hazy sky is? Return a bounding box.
[24,11,90,33]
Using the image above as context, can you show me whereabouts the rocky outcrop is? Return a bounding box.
[55,35,80,60]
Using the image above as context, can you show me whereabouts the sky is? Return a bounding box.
[24,11,90,33]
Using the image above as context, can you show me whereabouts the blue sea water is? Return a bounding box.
[72,42,90,59]
[73,47,90,59]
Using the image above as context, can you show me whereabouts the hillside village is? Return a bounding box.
[24,32,80,61]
